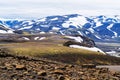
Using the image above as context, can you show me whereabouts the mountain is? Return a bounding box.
[0,14,120,42]
[0,24,13,34]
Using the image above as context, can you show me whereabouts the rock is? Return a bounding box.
[0,55,120,80]
[37,71,47,76]
[18,74,24,77]
[58,76,65,80]
[15,64,26,70]
[81,64,96,68]
[13,79,18,80]
[78,71,84,75]
[57,67,66,70]
[4,63,13,70]
[99,68,109,73]
[90,78,97,80]
[80,76,87,80]
[37,76,47,80]
[23,71,28,75]
[58,75,69,80]
[112,77,120,80]
[5,63,11,67]
[113,72,120,78]
[0,66,7,70]
[52,70,64,75]
[10,73,17,78]
[7,67,13,70]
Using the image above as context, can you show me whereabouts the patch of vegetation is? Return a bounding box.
[41,53,120,65]
[0,42,120,65]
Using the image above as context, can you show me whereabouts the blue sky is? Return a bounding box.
[0,0,120,19]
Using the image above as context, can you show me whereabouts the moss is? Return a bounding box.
[0,42,120,65]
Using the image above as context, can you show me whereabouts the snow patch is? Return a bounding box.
[65,36,83,43]
[39,37,46,40]
[52,27,60,31]
[62,22,70,28]
[88,28,94,33]
[34,37,39,40]
[69,45,105,54]
[106,51,116,54]
[107,24,113,30]
[0,30,13,34]
[40,32,45,34]
[96,22,102,27]
[69,16,87,26]
[14,25,20,29]
[59,31,65,35]
[38,18,46,22]
[107,24,118,37]
[7,30,13,33]
[95,35,101,39]
[113,32,118,37]
[0,30,7,33]
[22,21,34,25]
[36,28,40,31]
[85,31,89,34]
[41,25,49,28]
[106,51,120,57]
[51,18,58,21]
[77,31,84,36]
[62,16,87,28]
[22,37,30,40]
[19,26,32,30]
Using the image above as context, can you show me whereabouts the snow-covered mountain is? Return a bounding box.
[0,14,120,42]
[0,24,13,34]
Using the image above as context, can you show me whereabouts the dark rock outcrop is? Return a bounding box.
[64,35,95,47]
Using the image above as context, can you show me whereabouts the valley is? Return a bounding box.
[96,42,120,57]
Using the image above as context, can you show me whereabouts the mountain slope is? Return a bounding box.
[0,24,13,34]
[1,14,120,42]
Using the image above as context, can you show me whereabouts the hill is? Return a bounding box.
[0,34,120,65]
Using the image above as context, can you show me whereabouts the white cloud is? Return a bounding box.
[0,0,120,19]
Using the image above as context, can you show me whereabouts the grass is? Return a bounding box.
[0,41,120,65]
[42,53,120,65]
[1,42,102,56]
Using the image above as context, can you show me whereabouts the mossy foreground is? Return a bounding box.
[0,41,120,65]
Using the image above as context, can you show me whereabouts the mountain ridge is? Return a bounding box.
[0,14,120,42]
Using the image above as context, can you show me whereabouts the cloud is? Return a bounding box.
[0,0,120,19]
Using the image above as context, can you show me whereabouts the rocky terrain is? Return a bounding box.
[0,54,120,80]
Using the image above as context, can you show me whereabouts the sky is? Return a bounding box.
[0,0,120,19]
